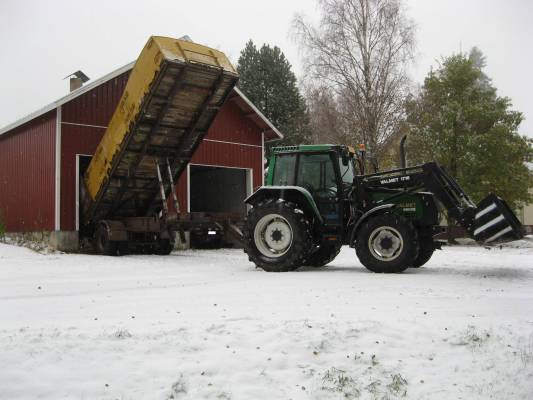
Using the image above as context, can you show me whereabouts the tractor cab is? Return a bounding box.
[266,145,357,226]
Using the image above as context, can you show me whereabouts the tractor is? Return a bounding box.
[242,143,524,273]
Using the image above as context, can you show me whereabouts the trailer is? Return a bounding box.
[80,36,239,254]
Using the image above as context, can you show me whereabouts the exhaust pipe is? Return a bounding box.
[399,135,407,168]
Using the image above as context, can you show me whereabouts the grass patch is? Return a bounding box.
[453,325,491,348]
[321,367,360,399]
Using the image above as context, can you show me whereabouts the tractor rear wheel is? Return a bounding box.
[304,243,342,267]
[243,199,313,272]
[356,213,418,273]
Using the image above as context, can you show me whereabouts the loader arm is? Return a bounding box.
[360,162,524,244]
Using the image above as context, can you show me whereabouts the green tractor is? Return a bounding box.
[243,144,524,273]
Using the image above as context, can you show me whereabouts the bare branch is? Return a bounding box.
[293,0,415,155]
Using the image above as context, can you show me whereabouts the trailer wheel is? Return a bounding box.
[157,239,174,255]
[243,199,313,272]
[95,225,118,256]
[304,243,342,267]
[411,234,435,268]
[356,214,418,273]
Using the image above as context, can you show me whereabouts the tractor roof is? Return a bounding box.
[272,144,346,154]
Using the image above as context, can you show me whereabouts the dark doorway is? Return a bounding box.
[77,154,93,234]
[190,165,248,214]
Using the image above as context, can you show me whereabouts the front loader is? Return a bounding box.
[242,144,524,273]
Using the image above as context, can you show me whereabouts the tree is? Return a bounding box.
[304,84,350,144]
[293,0,415,158]
[406,48,532,212]
[236,40,310,145]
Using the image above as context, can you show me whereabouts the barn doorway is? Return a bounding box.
[189,165,251,214]
[76,154,93,232]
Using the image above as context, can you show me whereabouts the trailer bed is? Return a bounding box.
[82,37,238,226]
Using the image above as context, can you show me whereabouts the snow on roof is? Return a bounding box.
[0,62,283,141]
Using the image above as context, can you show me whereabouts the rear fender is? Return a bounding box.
[245,186,323,223]
[349,204,395,246]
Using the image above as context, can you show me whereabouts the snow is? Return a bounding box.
[0,240,532,399]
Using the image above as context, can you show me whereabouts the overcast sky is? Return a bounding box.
[1,0,532,137]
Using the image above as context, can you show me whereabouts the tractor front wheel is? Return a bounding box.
[411,233,436,268]
[243,199,313,272]
[355,214,418,273]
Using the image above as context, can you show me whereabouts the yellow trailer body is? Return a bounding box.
[81,36,238,225]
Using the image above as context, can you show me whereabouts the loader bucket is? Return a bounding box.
[471,194,524,243]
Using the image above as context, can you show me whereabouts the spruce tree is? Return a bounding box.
[237,40,310,145]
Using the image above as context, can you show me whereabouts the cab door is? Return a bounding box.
[296,153,341,225]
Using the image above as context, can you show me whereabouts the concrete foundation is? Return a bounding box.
[50,231,80,252]
[5,231,80,252]
[5,231,52,244]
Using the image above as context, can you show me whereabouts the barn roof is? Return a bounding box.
[0,62,283,141]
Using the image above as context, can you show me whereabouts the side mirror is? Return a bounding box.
[341,149,349,166]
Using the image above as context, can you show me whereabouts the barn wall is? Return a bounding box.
[60,72,129,231]
[205,99,262,146]
[0,111,56,232]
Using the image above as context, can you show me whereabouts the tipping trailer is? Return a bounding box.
[80,36,238,255]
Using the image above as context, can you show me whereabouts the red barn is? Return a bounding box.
[0,63,282,250]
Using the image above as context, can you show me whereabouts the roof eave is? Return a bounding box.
[0,62,135,137]
[232,87,284,142]
[0,62,285,144]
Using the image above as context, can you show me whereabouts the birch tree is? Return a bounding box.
[293,0,415,155]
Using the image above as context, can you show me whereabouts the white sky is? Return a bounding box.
[0,0,531,137]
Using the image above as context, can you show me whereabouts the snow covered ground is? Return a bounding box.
[0,240,532,400]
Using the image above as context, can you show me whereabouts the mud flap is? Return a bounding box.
[471,194,524,243]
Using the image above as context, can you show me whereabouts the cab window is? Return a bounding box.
[296,153,337,194]
[272,154,296,186]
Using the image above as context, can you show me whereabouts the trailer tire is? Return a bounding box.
[304,243,342,267]
[356,213,418,273]
[158,239,174,255]
[95,225,118,256]
[244,199,313,272]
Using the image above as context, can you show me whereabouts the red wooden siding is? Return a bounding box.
[62,73,130,127]
[206,99,262,146]
[0,111,56,232]
[60,72,129,230]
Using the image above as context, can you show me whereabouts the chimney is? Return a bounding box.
[64,70,90,92]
